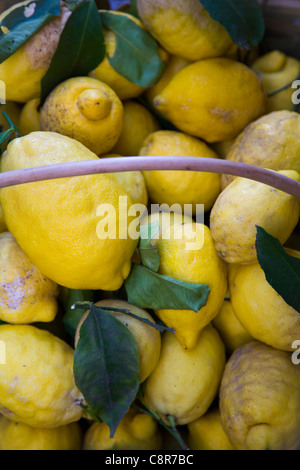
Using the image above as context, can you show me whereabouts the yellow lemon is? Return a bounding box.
[39,76,124,156]
[0,131,138,291]
[100,153,148,207]
[151,222,227,350]
[228,250,300,352]
[139,130,222,214]
[222,110,300,188]
[89,11,148,100]
[112,100,160,156]
[0,231,59,324]
[212,299,253,354]
[83,408,162,450]
[219,341,300,450]
[188,408,235,450]
[0,324,84,428]
[75,299,161,383]
[0,203,7,234]
[0,416,82,450]
[19,98,40,135]
[0,5,71,102]
[136,0,234,61]
[140,209,194,235]
[210,170,300,264]
[143,324,226,426]
[153,58,267,143]
[251,50,300,112]
[145,54,191,108]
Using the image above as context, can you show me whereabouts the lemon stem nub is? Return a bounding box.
[77,89,112,121]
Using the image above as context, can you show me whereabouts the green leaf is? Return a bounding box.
[0,0,60,63]
[100,10,164,87]
[255,226,300,313]
[62,289,95,338]
[0,111,21,151]
[138,222,160,272]
[124,264,210,312]
[40,0,105,105]
[200,0,265,49]
[73,304,140,437]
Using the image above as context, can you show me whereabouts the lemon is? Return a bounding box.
[83,407,162,450]
[143,324,226,426]
[145,54,191,108]
[0,131,138,291]
[153,58,267,143]
[210,170,300,264]
[89,11,148,100]
[212,299,253,354]
[0,324,84,428]
[111,100,160,156]
[152,222,227,350]
[39,77,124,156]
[228,251,300,352]
[188,408,235,450]
[140,209,194,235]
[0,203,7,234]
[140,130,222,214]
[136,0,233,61]
[0,415,82,450]
[251,50,300,112]
[19,98,40,135]
[222,110,300,188]
[75,299,161,383]
[0,231,59,324]
[0,5,71,102]
[219,340,300,450]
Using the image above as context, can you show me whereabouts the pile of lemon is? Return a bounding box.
[0,0,300,451]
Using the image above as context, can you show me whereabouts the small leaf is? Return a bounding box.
[100,10,164,87]
[200,0,265,49]
[255,226,300,313]
[40,0,105,105]
[124,264,210,312]
[62,289,95,338]
[138,222,160,272]
[73,304,140,437]
[0,0,61,63]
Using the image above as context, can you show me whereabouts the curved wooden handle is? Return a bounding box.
[0,156,300,199]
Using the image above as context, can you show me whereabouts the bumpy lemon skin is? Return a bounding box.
[251,50,300,113]
[222,110,300,188]
[210,170,300,264]
[219,341,300,450]
[143,324,226,426]
[83,408,162,450]
[228,251,300,352]
[136,0,234,61]
[75,299,161,383]
[212,299,253,354]
[153,223,227,350]
[0,132,138,291]
[0,324,84,428]
[153,58,267,143]
[0,416,82,450]
[39,76,124,156]
[188,408,235,451]
[140,130,222,214]
[0,6,71,103]
[0,232,59,324]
